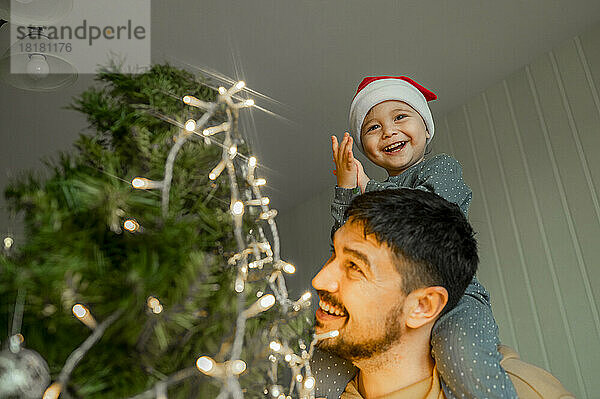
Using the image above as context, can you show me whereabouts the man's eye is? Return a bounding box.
[347,262,363,274]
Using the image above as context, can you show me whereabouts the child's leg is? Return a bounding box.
[431,277,518,399]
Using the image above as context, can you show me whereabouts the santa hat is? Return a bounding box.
[349,76,437,154]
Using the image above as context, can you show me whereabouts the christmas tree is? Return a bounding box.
[0,64,327,399]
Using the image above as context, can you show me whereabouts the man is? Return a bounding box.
[311,189,573,399]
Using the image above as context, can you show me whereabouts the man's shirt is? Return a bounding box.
[340,367,445,399]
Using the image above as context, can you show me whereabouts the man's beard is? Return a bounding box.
[316,299,405,362]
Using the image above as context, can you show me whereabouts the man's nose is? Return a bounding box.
[312,261,339,293]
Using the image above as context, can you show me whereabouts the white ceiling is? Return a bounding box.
[2,0,600,232]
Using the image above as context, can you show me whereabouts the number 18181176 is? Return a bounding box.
[19,42,72,53]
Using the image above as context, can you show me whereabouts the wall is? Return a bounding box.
[278,23,600,398]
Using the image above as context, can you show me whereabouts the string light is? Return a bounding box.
[42,382,61,399]
[182,95,210,109]
[234,279,245,293]
[300,292,311,301]
[245,197,270,206]
[269,341,282,352]
[209,160,226,180]
[227,359,247,375]
[184,119,197,132]
[72,304,97,329]
[248,256,273,269]
[259,209,278,220]
[3,236,13,249]
[303,376,315,390]
[231,200,244,216]
[280,261,295,274]
[202,122,230,137]
[243,294,276,318]
[228,144,238,157]
[131,177,162,190]
[123,219,140,232]
[147,296,163,314]
[112,81,323,399]
[196,356,216,375]
[292,292,312,311]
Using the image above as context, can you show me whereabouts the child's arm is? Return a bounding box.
[330,133,380,234]
[331,132,358,189]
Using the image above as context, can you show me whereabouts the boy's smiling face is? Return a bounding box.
[360,100,430,176]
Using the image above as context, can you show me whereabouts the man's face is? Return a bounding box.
[311,220,408,361]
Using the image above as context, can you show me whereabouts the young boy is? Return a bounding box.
[328,76,517,399]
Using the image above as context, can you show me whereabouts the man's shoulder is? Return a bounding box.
[498,346,574,399]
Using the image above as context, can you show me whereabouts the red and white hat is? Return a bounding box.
[349,76,437,154]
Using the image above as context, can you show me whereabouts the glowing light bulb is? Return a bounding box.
[152,304,163,314]
[254,178,266,186]
[196,356,215,374]
[282,262,295,274]
[256,290,263,297]
[72,304,87,318]
[260,209,278,220]
[182,95,192,104]
[43,382,61,399]
[147,296,163,314]
[229,359,246,375]
[284,354,292,362]
[231,201,244,216]
[296,374,303,382]
[304,376,315,390]
[3,236,13,249]
[209,160,226,181]
[131,177,147,189]
[261,197,270,205]
[229,144,237,157]
[184,119,196,132]
[270,386,281,397]
[218,87,226,95]
[259,294,276,310]
[301,292,311,302]
[269,341,282,352]
[244,99,255,107]
[72,304,97,329]
[248,157,257,167]
[147,297,159,308]
[123,219,140,232]
[234,279,244,293]
[235,81,246,90]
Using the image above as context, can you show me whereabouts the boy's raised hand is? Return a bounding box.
[355,158,370,193]
[332,132,358,189]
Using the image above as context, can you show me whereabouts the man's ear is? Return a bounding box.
[405,286,448,329]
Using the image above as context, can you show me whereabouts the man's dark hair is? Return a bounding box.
[345,189,478,312]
